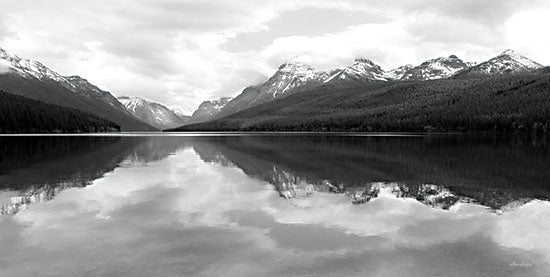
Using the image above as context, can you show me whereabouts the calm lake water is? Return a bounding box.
[0,134,549,276]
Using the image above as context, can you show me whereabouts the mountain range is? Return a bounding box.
[173,50,549,133]
[0,48,158,131]
[185,49,545,125]
[1,46,548,133]
[118,96,190,130]
[454,49,543,78]
[188,97,233,124]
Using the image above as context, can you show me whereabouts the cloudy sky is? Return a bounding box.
[1,0,549,113]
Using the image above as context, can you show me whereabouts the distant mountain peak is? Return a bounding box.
[0,47,156,131]
[197,97,233,111]
[353,57,377,65]
[401,55,469,80]
[496,49,541,67]
[322,58,388,83]
[118,96,163,110]
[117,96,147,112]
[422,55,464,64]
[188,97,233,123]
[0,47,74,88]
[453,49,542,78]
[170,106,192,118]
[386,64,414,80]
[118,96,188,130]
[278,62,314,72]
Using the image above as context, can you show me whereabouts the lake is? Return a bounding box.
[0,134,549,276]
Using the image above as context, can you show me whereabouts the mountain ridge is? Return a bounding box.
[454,49,543,79]
[182,49,545,129]
[189,97,233,124]
[0,48,156,131]
[170,71,550,133]
[118,96,190,130]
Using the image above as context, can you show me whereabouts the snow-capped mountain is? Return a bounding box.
[386,64,414,80]
[62,75,136,114]
[269,62,330,97]
[170,107,192,119]
[0,47,75,88]
[454,49,543,78]
[189,97,233,124]
[0,47,156,131]
[0,48,119,106]
[401,55,470,80]
[324,58,389,83]
[217,59,391,118]
[118,96,190,130]
[217,62,331,117]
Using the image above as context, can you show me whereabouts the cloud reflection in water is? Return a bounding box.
[0,136,549,276]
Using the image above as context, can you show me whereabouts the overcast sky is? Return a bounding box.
[1,0,549,113]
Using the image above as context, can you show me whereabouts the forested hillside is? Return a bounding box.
[0,90,120,133]
[171,73,550,133]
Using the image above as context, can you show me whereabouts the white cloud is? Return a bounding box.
[261,24,415,70]
[0,0,548,113]
[505,9,550,65]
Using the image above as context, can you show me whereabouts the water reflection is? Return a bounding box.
[193,135,550,210]
[0,135,549,276]
[0,136,189,214]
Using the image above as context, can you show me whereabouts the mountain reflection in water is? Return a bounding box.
[0,134,549,276]
[193,135,550,210]
[1,135,549,214]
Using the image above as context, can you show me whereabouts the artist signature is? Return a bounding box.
[509,260,533,268]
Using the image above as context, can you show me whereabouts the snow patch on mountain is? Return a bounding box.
[401,55,470,80]
[118,96,189,130]
[477,49,542,74]
[0,47,75,89]
[272,62,330,97]
[453,49,543,78]
[325,58,389,83]
[170,107,192,118]
[118,96,147,113]
[190,97,233,123]
[386,64,414,80]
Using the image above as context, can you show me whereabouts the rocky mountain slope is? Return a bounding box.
[216,63,330,118]
[400,55,469,80]
[183,49,545,129]
[454,50,543,79]
[170,107,192,119]
[118,96,190,130]
[386,64,414,80]
[189,97,232,123]
[216,59,394,118]
[323,58,390,83]
[208,55,476,121]
[0,48,156,131]
[172,71,550,133]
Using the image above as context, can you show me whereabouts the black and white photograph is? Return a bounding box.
[1,0,549,276]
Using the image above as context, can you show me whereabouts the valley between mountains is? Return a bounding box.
[1,47,549,133]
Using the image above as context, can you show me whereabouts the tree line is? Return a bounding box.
[175,73,550,134]
[0,90,120,133]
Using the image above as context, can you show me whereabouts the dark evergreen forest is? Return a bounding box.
[172,73,550,133]
[0,90,120,133]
